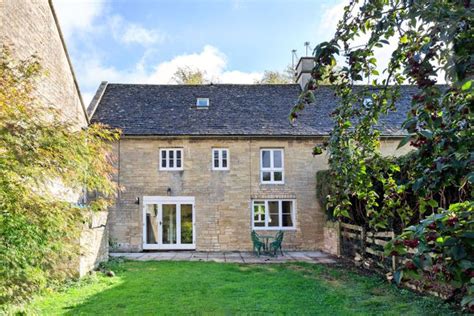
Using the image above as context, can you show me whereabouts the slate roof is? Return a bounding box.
[89,83,418,137]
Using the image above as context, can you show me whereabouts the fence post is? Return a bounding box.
[361,227,366,258]
[391,231,396,271]
[336,221,341,256]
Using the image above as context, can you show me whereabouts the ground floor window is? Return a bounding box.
[252,200,295,229]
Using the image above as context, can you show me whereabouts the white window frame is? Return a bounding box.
[251,199,296,230]
[196,98,209,108]
[212,148,229,170]
[260,148,284,184]
[159,148,183,171]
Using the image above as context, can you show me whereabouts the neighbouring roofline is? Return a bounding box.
[48,0,89,124]
[119,134,406,139]
[87,81,109,118]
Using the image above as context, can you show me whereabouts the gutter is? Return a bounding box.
[119,134,406,140]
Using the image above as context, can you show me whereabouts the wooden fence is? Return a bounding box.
[338,222,450,299]
[339,222,397,271]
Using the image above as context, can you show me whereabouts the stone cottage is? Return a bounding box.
[88,58,415,252]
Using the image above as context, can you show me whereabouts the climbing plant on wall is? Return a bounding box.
[0,46,120,306]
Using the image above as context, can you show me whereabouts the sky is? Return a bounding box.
[52,0,347,105]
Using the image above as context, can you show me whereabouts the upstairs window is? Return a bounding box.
[196,98,209,108]
[160,148,183,171]
[260,149,284,184]
[212,148,229,170]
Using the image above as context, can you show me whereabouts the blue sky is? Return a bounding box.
[53,0,346,104]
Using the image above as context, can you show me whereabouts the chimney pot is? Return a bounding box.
[295,57,315,89]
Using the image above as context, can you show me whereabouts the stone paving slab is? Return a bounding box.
[110,251,336,264]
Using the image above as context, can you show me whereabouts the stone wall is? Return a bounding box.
[108,137,409,252]
[79,211,109,277]
[323,221,341,256]
[0,0,87,126]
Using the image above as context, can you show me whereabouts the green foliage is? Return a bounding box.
[255,65,295,84]
[30,261,456,314]
[171,66,209,84]
[0,46,120,306]
[292,0,472,308]
[292,0,472,228]
[385,201,474,311]
[316,170,336,220]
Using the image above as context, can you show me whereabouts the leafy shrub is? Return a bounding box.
[385,201,474,312]
[316,170,336,221]
[0,46,120,307]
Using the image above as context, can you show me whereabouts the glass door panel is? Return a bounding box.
[162,204,177,244]
[181,204,193,244]
[145,204,159,244]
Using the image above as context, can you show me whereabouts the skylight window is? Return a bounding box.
[196,98,209,108]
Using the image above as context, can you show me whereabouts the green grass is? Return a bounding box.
[30,259,457,315]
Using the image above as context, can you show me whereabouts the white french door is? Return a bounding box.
[143,196,195,250]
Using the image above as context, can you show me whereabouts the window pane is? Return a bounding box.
[262,150,271,168]
[253,203,265,227]
[273,150,282,168]
[162,204,177,244]
[262,172,271,182]
[176,159,181,168]
[145,204,159,244]
[169,150,174,159]
[176,150,181,159]
[169,157,174,168]
[274,172,283,182]
[268,201,279,227]
[181,204,193,244]
[282,201,293,227]
[213,150,219,168]
[161,151,167,168]
[222,150,227,168]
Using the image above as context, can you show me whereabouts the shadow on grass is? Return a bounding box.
[55,261,456,315]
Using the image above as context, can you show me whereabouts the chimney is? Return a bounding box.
[295,57,315,89]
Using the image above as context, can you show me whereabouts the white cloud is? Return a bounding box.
[52,0,106,38]
[109,15,166,46]
[77,45,263,105]
[317,1,346,42]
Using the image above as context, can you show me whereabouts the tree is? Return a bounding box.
[0,46,120,306]
[171,66,209,84]
[256,65,295,84]
[290,0,472,309]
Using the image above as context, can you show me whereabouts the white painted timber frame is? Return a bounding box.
[251,199,296,230]
[159,148,183,171]
[212,148,229,170]
[260,148,284,184]
[142,196,195,250]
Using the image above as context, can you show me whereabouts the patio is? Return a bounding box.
[110,251,337,264]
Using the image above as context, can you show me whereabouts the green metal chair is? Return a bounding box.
[269,231,284,257]
[251,231,264,257]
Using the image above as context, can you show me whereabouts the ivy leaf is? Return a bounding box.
[403,118,417,133]
[419,130,433,139]
[397,134,412,149]
[400,35,409,44]
[461,79,472,91]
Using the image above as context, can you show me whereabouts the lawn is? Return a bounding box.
[30,259,457,315]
